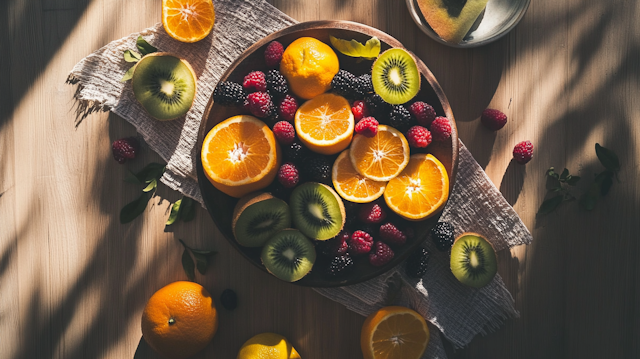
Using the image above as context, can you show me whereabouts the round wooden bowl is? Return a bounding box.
[196,20,458,287]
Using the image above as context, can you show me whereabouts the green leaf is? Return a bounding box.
[135,163,166,183]
[559,168,569,181]
[120,65,136,82]
[567,176,581,186]
[179,197,196,222]
[546,167,559,179]
[595,170,614,196]
[136,35,157,56]
[579,183,600,211]
[546,176,562,191]
[120,190,153,223]
[537,195,564,215]
[193,252,211,275]
[595,143,620,172]
[330,35,381,60]
[124,49,142,63]
[166,199,182,225]
[191,249,217,256]
[124,170,143,184]
[181,248,195,281]
[142,179,157,192]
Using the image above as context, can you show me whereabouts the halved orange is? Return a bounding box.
[349,125,410,182]
[332,149,386,203]
[361,306,430,359]
[201,115,280,198]
[294,93,354,155]
[162,0,215,43]
[383,153,449,220]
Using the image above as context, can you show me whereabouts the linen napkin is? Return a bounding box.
[67,1,533,357]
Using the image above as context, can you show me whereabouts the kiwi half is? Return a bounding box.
[289,182,346,240]
[371,48,421,105]
[232,192,292,247]
[450,233,497,288]
[261,229,316,282]
[132,52,196,121]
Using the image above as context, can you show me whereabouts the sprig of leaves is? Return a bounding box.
[179,239,217,281]
[579,144,620,210]
[166,196,197,225]
[120,162,165,223]
[121,36,158,82]
[329,35,381,60]
[538,167,581,215]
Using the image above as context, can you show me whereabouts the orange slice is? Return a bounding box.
[349,125,410,182]
[294,93,354,155]
[201,115,280,198]
[361,306,430,359]
[383,153,449,220]
[332,149,386,203]
[162,0,215,43]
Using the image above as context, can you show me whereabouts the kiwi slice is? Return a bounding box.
[289,182,346,240]
[232,192,292,247]
[261,229,316,282]
[450,233,497,288]
[371,48,421,105]
[132,52,196,121]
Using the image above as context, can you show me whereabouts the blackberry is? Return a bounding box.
[365,94,392,117]
[302,154,332,183]
[282,141,309,162]
[327,255,354,277]
[213,81,246,106]
[431,222,455,251]
[353,74,373,98]
[405,247,430,278]
[389,105,413,132]
[265,69,288,99]
[331,70,357,98]
[220,289,238,310]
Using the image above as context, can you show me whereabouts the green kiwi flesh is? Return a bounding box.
[261,229,316,282]
[450,233,497,288]
[232,192,292,247]
[289,182,346,240]
[132,52,196,121]
[371,48,421,105]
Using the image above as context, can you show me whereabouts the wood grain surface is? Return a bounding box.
[1,0,639,358]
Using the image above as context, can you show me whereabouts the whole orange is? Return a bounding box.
[141,281,218,359]
[280,37,340,100]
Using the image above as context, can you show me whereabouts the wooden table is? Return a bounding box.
[2,0,639,358]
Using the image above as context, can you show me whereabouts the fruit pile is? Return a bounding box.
[202,36,454,283]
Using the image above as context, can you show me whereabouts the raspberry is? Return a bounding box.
[277,95,298,122]
[389,105,413,132]
[430,116,452,141]
[246,91,274,118]
[358,201,387,224]
[265,69,288,99]
[379,222,407,246]
[213,81,246,106]
[481,109,508,131]
[353,74,373,98]
[348,230,374,255]
[513,140,534,164]
[242,71,267,93]
[327,255,354,277]
[405,247,430,278]
[406,126,432,148]
[351,100,370,121]
[273,121,296,145]
[277,162,299,188]
[264,40,284,67]
[302,154,332,182]
[355,117,379,138]
[323,231,350,256]
[369,241,394,267]
[331,70,357,98]
[365,94,392,117]
[111,137,140,164]
[282,141,309,162]
[409,101,437,128]
[431,222,454,251]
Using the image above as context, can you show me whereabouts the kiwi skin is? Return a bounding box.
[290,182,346,241]
[232,192,292,247]
[131,52,197,121]
[450,232,497,288]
